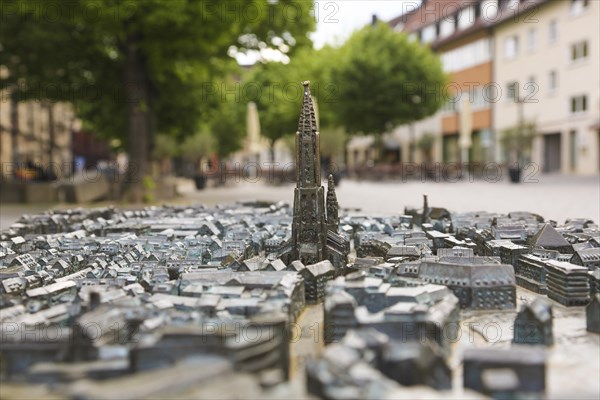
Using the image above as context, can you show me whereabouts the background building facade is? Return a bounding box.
[0,81,75,180]
[493,0,600,174]
[372,0,600,175]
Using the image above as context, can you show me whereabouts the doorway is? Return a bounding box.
[543,133,562,173]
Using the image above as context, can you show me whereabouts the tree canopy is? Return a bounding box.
[1,0,316,199]
[240,22,448,151]
[330,22,448,135]
[2,2,449,194]
[240,45,341,155]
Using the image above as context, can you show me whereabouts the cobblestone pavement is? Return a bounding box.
[1,174,598,230]
[180,173,600,224]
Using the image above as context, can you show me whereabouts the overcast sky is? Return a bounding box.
[311,0,417,48]
[235,1,418,64]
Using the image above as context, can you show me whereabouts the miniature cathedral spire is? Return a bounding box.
[296,81,321,187]
[298,80,318,140]
[326,174,339,232]
[291,80,328,265]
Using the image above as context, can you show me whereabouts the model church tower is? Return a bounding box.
[291,81,328,265]
[287,81,349,269]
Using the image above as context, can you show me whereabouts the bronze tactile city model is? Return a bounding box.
[0,81,599,399]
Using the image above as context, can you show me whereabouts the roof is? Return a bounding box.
[420,261,515,286]
[464,346,545,365]
[387,245,420,257]
[576,247,600,262]
[529,223,570,248]
[26,280,76,298]
[305,260,335,277]
[519,299,552,323]
[390,0,474,33]
[545,260,588,274]
[388,0,550,50]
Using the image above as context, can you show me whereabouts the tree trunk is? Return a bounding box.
[123,35,151,202]
[269,140,276,164]
[10,90,19,172]
[47,102,55,170]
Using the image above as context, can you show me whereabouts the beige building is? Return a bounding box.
[493,0,599,174]
[382,0,499,169]
[365,0,600,176]
[0,83,75,180]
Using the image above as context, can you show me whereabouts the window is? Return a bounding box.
[471,87,492,110]
[571,41,589,61]
[458,6,475,29]
[504,35,519,59]
[440,38,492,72]
[548,20,558,43]
[527,28,536,52]
[439,17,455,38]
[549,70,558,91]
[507,82,519,101]
[481,0,499,22]
[570,95,587,114]
[422,24,437,43]
[570,0,589,16]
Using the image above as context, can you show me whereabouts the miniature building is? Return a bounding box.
[130,317,290,378]
[324,291,358,343]
[284,81,349,270]
[326,174,339,233]
[498,241,530,268]
[300,260,335,303]
[571,247,600,270]
[417,260,516,310]
[529,223,573,254]
[357,239,391,258]
[545,260,590,306]
[463,347,546,396]
[325,277,460,354]
[306,329,452,399]
[587,294,600,334]
[515,252,556,294]
[404,194,451,227]
[1,151,599,397]
[589,269,600,296]
[289,81,329,265]
[513,299,554,346]
[380,339,451,390]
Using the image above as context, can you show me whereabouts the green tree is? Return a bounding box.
[500,121,537,166]
[152,133,180,161]
[331,22,447,135]
[1,0,315,200]
[180,130,216,163]
[241,45,338,161]
[242,61,298,161]
[209,95,246,158]
[319,126,347,160]
[417,132,436,163]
